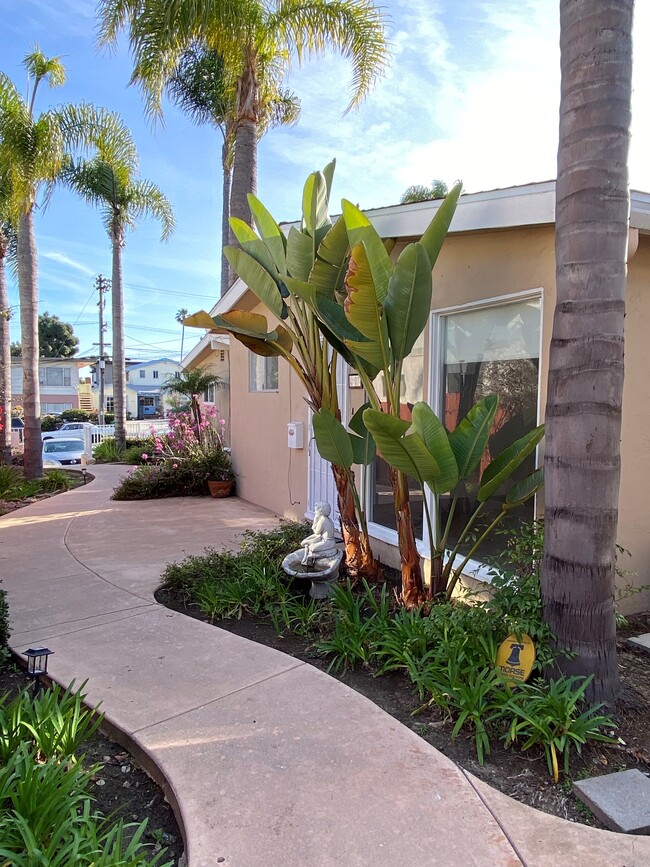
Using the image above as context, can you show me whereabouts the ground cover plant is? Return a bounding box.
[157,519,650,823]
[0,465,82,515]
[113,411,233,500]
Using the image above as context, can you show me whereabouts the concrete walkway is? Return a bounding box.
[1,465,649,866]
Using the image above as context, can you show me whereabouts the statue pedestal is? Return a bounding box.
[281,549,344,599]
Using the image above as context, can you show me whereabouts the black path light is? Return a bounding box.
[24,646,54,692]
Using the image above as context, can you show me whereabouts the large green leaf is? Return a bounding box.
[322,159,336,202]
[448,395,499,480]
[183,310,219,330]
[313,296,381,379]
[283,276,316,305]
[232,333,282,356]
[384,242,432,362]
[478,424,545,503]
[410,402,458,493]
[229,218,258,245]
[247,195,287,275]
[229,220,279,279]
[342,200,391,303]
[302,170,331,238]
[419,181,462,270]
[224,246,287,320]
[348,402,376,465]
[344,242,390,362]
[345,338,385,368]
[312,408,354,469]
[504,468,544,508]
[286,226,313,280]
[363,409,440,483]
[309,215,349,298]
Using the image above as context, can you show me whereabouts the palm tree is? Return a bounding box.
[541,0,633,703]
[0,175,15,464]
[175,308,189,360]
[98,0,388,240]
[166,44,300,296]
[161,366,223,430]
[0,49,70,478]
[64,113,174,449]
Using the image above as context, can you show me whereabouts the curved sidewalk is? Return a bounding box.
[1,466,649,866]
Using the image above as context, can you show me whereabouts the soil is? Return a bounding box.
[0,657,183,864]
[156,587,650,831]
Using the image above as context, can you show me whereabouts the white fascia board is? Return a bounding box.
[181,332,230,368]
[630,190,650,231]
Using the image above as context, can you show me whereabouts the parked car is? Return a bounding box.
[42,438,95,467]
[42,422,115,444]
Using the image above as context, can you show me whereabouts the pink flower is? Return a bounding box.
[219,419,226,426]
[141,453,148,460]
[172,463,178,469]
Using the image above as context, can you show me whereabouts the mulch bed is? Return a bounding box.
[0,659,183,864]
[156,586,650,830]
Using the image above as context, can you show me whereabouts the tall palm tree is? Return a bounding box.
[64,113,174,449]
[541,0,633,703]
[0,50,69,478]
[166,44,300,296]
[175,307,188,360]
[0,175,15,465]
[98,0,388,240]
[161,366,223,430]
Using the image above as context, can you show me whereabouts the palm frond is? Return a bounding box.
[128,179,175,240]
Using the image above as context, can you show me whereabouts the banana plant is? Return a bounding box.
[312,182,463,606]
[183,161,380,579]
[363,395,544,600]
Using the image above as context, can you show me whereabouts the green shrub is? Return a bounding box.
[0,465,21,498]
[94,437,125,463]
[113,454,220,499]
[39,414,60,432]
[122,437,157,465]
[239,521,312,564]
[59,408,92,422]
[42,469,74,492]
[161,548,239,597]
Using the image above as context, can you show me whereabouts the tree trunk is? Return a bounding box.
[111,228,127,450]
[229,51,258,244]
[221,138,233,297]
[17,209,42,479]
[331,463,380,581]
[392,469,426,607]
[541,0,633,704]
[0,243,12,464]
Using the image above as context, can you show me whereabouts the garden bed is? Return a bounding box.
[155,528,650,832]
[0,469,91,516]
[0,657,183,864]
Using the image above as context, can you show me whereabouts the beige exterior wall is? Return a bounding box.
[230,300,308,520]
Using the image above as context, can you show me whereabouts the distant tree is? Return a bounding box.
[400,180,449,204]
[38,312,79,357]
[161,366,223,429]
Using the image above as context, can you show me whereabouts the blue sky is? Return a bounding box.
[3,0,649,365]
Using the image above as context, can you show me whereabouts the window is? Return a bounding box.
[39,367,71,387]
[204,383,216,403]
[220,350,225,362]
[437,296,541,563]
[139,370,146,379]
[249,353,278,392]
[106,397,114,412]
[42,402,73,414]
[153,370,159,379]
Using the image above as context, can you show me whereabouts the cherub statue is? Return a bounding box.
[301,501,338,565]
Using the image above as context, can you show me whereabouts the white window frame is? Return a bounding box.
[249,353,279,393]
[366,288,544,580]
[139,369,146,379]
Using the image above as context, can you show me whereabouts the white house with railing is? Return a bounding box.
[90,358,180,420]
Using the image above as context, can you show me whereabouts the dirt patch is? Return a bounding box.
[156,587,650,830]
[0,658,183,864]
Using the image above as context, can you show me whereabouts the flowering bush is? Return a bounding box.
[112,410,233,500]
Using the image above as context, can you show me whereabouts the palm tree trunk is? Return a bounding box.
[17,209,42,479]
[111,229,127,450]
[541,0,633,704]
[331,463,380,581]
[0,244,12,464]
[229,52,258,244]
[392,469,426,607]
[221,139,233,297]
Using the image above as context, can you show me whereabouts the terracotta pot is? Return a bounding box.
[208,479,234,498]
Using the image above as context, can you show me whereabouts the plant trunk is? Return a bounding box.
[229,51,258,244]
[541,0,633,705]
[111,229,127,450]
[392,469,426,607]
[17,209,42,479]
[221,139,233,297]
[0,243,12,464]
[331,463,380,581]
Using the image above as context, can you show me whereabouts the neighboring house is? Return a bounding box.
[11,357,93,415]
[188,180,650,613]
[90,358,180,419]
[181,334,230,442]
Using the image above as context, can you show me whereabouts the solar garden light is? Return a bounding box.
[82,467,88,484]
[24,646,54,692]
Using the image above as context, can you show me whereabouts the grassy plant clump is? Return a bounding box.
[0,682,171,865]
[239,521,312,563]
[94,437,125,463]
[0,464,22,498]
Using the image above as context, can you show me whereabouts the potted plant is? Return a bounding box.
[206,449,235,498]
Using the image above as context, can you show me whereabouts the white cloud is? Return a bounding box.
[42,252,96,276]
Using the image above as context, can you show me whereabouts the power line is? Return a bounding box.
[73,287,98,326]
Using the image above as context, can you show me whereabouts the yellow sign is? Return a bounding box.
[496,633,535,684]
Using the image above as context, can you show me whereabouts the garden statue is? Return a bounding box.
[301,502,338,565]
[282,501,343,598]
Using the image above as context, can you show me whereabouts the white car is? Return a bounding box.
[42,438,95,467]
[42,421,115,445]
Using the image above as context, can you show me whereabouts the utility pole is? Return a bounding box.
[95,275,110,425]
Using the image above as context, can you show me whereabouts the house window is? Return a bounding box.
[42,402,73,414]
[106,397,114,412]
[249,353,278,392]
[204,383,216,403]
[139,370,146,379]
[39,367,72,387]
[153,370,159,379]
[437,296,541,563]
